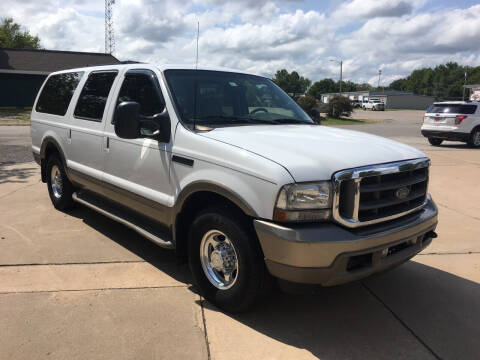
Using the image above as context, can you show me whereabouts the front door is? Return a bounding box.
[102,69,173,225]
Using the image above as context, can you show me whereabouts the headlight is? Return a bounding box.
[273,182,332,222]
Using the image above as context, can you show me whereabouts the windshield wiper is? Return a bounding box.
[268,118,313,124]
[192,115,279,125]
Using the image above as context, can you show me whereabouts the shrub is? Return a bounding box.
[327,95,353,118]
[297,95,322,123]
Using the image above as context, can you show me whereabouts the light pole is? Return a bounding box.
[330,59,343,93]
[377,69,382,88]
[463,71,467,101]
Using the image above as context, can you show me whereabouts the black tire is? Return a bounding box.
[46,155,74,210]
[188,207,273,312]
[363,106,366,111]
[467,128,480,148]
[428,138,443,146]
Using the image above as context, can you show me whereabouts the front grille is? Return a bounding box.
[332,158,429,228]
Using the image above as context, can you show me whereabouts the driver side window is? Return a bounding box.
[115,71,165,122]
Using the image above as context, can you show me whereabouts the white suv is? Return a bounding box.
[31,64,438,311]
[421,101,480,147]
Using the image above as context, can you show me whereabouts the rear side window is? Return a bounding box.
[116,72,165,119]
[428,104,477,114]
[36,72,83,116]
[74,71,118,121]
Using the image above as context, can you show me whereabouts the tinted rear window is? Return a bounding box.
[74,71,118,121]
[36,72,83,116]
[427,104,477,114]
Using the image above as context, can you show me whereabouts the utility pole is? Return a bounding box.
[105,0,115,54]
[330,58,343,93]
[377,69,382,88]
[463,71,467,101]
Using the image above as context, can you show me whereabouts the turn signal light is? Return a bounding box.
[455,115,467,125]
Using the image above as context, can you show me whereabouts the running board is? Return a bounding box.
[72,192,174,249]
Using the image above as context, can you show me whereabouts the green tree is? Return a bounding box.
[0,18,41,49]
[387,62,480,100]
[327,95,353,118]
[272,69,311,97]
[307,78,337,98]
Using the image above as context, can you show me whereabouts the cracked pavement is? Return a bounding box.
[1,115,479,359]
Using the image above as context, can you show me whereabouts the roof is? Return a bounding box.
[48,63,260,77]
[0,48,121,74]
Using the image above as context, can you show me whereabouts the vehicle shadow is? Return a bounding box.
[201,261,480,359]
[435,143,477,149]
[65,205,192,285]
[64,205,479,359]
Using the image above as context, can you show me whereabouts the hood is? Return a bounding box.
[201,125,426,182]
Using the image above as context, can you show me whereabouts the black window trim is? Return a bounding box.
[35,71,85,117]
[112,68,166,124]
[73,69,119,123]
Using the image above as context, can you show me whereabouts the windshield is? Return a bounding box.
[164,70,313,127]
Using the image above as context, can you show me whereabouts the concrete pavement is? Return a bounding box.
[1,119,479,359]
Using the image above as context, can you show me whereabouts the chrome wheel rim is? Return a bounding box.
[50,165,63,199]
[474,131,480,146]
[200,230,239,290]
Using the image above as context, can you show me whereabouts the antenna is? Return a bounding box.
[105,0,116,54]
[195,21,199,69]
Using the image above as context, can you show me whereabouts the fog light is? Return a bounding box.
[381,248,389,257]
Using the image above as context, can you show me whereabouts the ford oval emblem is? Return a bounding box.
[395,187,410,200]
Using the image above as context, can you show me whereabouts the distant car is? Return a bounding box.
[363,100,385,111]
[421,101,480,148]
[352,100,362,108]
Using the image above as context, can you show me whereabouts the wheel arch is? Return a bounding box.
[40,137,68,183]
[172,182,258,257]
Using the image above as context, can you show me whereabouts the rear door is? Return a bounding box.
[101,69,173,225]
[67,70,119,192]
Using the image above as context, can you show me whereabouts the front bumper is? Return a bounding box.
[254,197,438,285]
[421,130,469,142]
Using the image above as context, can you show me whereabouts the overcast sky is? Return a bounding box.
[2,0,480,85]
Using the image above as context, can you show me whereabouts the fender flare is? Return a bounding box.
[172,181,258,221]
[40,136,68,182]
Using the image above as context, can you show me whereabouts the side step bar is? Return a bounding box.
[72,192,174,249]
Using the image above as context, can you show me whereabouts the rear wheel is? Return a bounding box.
[467,128,480,148]
[46,155,74,210]
[428,138,443,146]
[188,208,273,312]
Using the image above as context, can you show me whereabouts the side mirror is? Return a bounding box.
[139,108,171,143]
[114,101,141,139]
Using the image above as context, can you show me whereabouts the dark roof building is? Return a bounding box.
[0,48,121,107]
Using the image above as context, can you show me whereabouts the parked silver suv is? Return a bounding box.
[31,64,438,311]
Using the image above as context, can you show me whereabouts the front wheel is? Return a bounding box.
[428,138,443,146]
[188,208,273,312]
[467,128,480,148]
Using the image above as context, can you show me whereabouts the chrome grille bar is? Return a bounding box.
[332,158,430,228]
